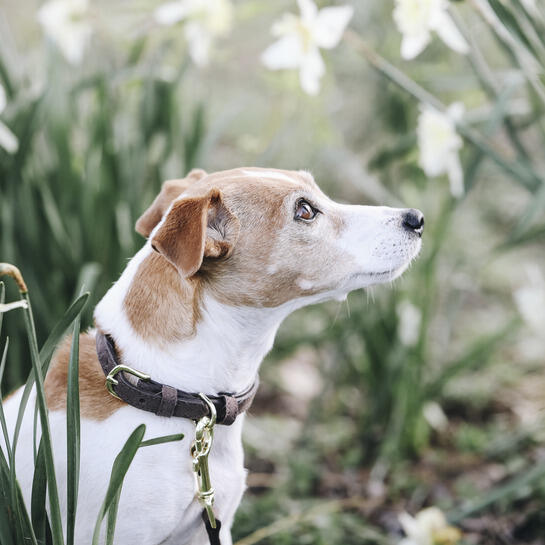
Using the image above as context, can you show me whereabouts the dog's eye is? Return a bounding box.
[294,200,317,222]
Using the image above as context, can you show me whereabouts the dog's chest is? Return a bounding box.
[2,392,248,545]
[85,408,247,543]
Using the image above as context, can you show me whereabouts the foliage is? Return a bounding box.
[0,267,183,543]
[0,51,205,390]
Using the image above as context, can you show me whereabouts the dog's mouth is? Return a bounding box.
[350,244,421,286]
[353,264,409,283]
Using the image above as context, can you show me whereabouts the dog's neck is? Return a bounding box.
[94,245,293,394]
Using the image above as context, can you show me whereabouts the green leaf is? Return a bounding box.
[449,461,545,523]
[11,292,89,455]
[488,0,538,56]
[92,425,146,545]
[0,282,5,335]
[425,318,519,397]
[510,182,545,241]
[31,439,47,544]
[20,292,64,545]
[66,318,81,545]
[139,433,184,448]
[0,339,12,462]
[105,489,122,545]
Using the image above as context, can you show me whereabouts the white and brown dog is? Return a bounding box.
[4,167,423,544]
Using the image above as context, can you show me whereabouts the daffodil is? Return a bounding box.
[417,103,465,197]
[393,0,469,60]
[261,0,353,96]
[514,265,545,334]
[0,84,19,155]
[37,0,92,65]
[154,0,233,67]
[399,507,462,545]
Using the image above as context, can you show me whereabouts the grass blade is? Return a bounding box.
[0,339,12,461]
[139,433,184,448]
[31,439,47,544]
[105,489,122,545]
[11,292,89,456]
[66,318,81,545]
[20,291,65,544]
[449,461,545,523]
[425,319,518,397]
[0,282,5,334]
[92,424,146,545]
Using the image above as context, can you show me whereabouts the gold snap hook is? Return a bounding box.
[191,393,218,529]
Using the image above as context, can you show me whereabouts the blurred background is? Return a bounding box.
[1,0,544,543]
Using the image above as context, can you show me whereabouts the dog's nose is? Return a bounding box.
[402,209,425,236]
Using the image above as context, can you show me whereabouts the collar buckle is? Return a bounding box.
[105,364,151,400]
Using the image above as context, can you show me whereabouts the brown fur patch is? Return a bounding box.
[45,332,124,420]
[124,253,201,343]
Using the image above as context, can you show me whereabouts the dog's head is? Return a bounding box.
[135,167,423,308]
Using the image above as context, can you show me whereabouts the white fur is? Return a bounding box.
[240,169,298,184]
[2,170,423,544]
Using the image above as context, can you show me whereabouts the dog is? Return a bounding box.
[3,167,423,544]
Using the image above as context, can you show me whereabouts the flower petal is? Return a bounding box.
[0,120,19,154]
[446,152,464,197]
[262,35,304,70]
[401,32,430,59]
[154,1,189,26]
[0,84,6,114]
[399,512,418,537]
[38,0,91,65]
[299,46,325,95]
[184,22,211,67]
[314,5,354,49]
[446,101,465,122]
[433,11,469,54]
[514,266,545,332]
[297,0,318,24]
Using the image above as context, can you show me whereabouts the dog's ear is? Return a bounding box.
[135,168,208,237]
[151,188,239,277]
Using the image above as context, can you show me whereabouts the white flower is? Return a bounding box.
[422,401,448,432]
[417,102,465,197]
[37,0,92,65]
[399,507,461,545]
[397,300,422,346]
[393,0,469,60]
[514,266,545,334]
[261,0,353,96]
[0,84,19,154]
[154,0,233,67]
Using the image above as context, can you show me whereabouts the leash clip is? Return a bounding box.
[105,364,151,400]
[190,393,217,529]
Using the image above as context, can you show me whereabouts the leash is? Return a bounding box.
[96,330,258,545]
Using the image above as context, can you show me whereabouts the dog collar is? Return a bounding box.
[95,330,258,425]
